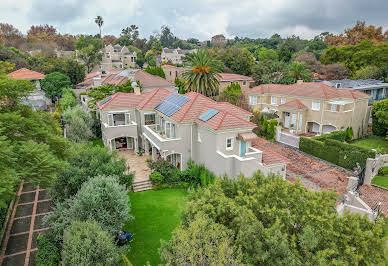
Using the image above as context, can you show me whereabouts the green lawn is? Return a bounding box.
[371,175,388,188]
[351,135,388,154]
[123,189,188,266]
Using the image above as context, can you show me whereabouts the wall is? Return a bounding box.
[364,154,388,185]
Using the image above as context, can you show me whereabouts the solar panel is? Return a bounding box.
[198,108,219,122]
[100,96,112,105]
[155,94,190,117]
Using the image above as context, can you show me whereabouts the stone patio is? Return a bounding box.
[117,150,152,183]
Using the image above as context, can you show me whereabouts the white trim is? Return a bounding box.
[142,132,161,150]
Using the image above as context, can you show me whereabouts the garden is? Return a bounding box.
[372,166,388,188]
[351,135,388,154]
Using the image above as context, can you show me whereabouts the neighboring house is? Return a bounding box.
[244,81,370,137]
[7,68,51,111]
[211,34,227,44]
[162,64,187,82]
[91,44,137,73]
[323,79,388,105]
[77,69,176,113]
[96,88,288,178]
[55,49,74,59]
[217,73,254,92]
[161,48,196,65]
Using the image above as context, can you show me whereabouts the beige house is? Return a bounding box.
[211,34,227,44]
[244,81,370,137]
[217,73,254,92]
[92,44,137,72]
[97,88,288,178]
[161,48,195,65]
[162,64,187,82]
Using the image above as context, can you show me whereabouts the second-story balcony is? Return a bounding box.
[142,124,182,152]
[102,120,138,140]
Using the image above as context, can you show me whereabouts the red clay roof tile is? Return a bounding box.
[7,68,45,80]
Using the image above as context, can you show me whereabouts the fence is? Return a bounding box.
[276,128,300,148]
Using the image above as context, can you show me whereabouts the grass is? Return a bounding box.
[371,175,388,189]
[90,138,104,147]
[123,189,188,266]
[351,135,388,154]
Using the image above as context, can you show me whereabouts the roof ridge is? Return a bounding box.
[215,111,228,130]
[215,109,256,130]
[137,88,163,109]
[321,83,329,99]
[178,92,201,122]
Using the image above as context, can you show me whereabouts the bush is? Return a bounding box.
[149,171,164,184]
[300,136,376,169]
[149,159,174,178]
[372,99,388,137]
[63,106,93,143]
[59,87,77,111]
[345,127,354,142]
[40,72,71,100]
[62,220,120,266]
[379,166,388,176]
[313,130,347,142]
[35,233,61,266]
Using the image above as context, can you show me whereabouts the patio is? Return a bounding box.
[117,150,152,183]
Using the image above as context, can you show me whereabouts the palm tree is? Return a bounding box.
[94,16,104,38]
[286,62,312,82]
[182,50,222,98]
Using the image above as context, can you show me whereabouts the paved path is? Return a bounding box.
[0,182,52,266]
[117,150,152,183]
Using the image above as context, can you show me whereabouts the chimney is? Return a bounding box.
[93,77,101,87]
[134,86,141,95]
[297,80,303,85]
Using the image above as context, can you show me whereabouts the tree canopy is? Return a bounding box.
[40,71,71,100]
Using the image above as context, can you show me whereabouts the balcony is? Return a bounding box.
[102,121,138,140]
[142,124,182,152]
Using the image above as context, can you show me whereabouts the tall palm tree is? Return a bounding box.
[182,49,222,98]
[94,16,104,38]
[286,61,312,82]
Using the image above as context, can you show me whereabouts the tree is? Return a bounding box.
[293,51,324,74]
[59,87,77,111]
[0,23,24,47]
[220,47,255,76]
[40,72,71,100]
[371,99,388,137]
[77,45,103,72]
[325,64,349,80]
[102,35,117,46]
[160,213,242,265]
[116,25,139,46]
[254,47,278,61]
[151,40,163,54]
[94,16,104,38]
[144,66,165,78]
[0,75,35,109]
[62,106,93,143]
[218,82,242,105]
[159,25,177,48]
[50,143,130,202]
[74,35,103,51]
[353,65,380,80]
[53,58,86,85]
[164,174,386,265]
[278,35,307,62]
[0,47,29,69]
[62,221,120,266]
[251,60,288,84]
[182,49,222,97]
[285,62,312,82]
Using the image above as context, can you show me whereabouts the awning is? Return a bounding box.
[238,132,259,142]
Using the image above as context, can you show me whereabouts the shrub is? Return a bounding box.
[345,127,354,142]
[62,220,120,266]
[35,233,61,266]
[372,99,388,137]
[63,106,93,143]
[40,72,71,100]
[267,119,278,139]
[313,130,347,142]
[59,87,77,111]
[149,171,164,184]
[378,166,388,176]
[149,159,174,178]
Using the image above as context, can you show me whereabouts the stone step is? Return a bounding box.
[132,180,153,192]
[133,184,153,192]
[133,179,152,186]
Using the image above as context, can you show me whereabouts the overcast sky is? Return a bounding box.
[1,0,388,40]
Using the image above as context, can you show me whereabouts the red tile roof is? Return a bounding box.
[85,71,101,79]
[97,88,256,130]
[253,142,290,165]
[244,82,370,100]
[217,73,253,82]
[360,185,388,217]
[7,68,45,80]
[135,70,173,88]
[279,99,308,109]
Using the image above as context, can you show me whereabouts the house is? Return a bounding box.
[161,48,196,65]
[244,80,370,137]
[322,79,388,105]
[91,44,137,72]
[96,88,288,178]
[162,64,187,82]
[211,34,227,44]
[7,68,51,111]
[217,73,254,92]
[77,69,176,113]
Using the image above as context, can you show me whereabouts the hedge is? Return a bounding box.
[300,137,376,169]
[313,130,347,142]
[371,99,388,137]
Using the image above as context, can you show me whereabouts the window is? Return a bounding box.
[312,101,320,110]
[144,113,156,125]
[280,97,286,104]
[108,114,113,126]
[271,96,277,105]
[243,81,246,85]
[165,121,176,139]
[197,132,201,142]
[226,138,233,150]
[99,65,102,69]
[291,113,297,129]
[249,96,257,105]
[335,83,341,88]
[298,113,303,130]
[124,113,131,125]
[169,71,172,76]
[330,104,337,112]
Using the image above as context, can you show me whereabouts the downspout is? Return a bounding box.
[190,123,193,159]
[319,100,324,134]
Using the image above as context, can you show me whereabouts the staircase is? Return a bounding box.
[132,179,153,192]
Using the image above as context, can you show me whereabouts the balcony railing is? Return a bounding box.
[142,124,180,142]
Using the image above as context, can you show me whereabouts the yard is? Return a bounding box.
[351,135,388,154]
[371,175,388,188]
[123,189,188,266]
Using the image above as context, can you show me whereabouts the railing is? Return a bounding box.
[142,125,180,142]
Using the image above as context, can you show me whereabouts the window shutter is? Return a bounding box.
[125,113,130,125]
[108,114,113,126]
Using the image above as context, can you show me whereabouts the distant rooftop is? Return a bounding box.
[323,79,388,90]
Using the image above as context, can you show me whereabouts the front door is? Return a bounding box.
[240,141,247,157]
[284,112,290,128]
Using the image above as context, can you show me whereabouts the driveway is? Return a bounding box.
[117,150,152,183]
[253,138,352,195]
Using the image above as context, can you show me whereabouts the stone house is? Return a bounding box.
[161,48,196,65]
[162,64,187,82]
[217,73,254,92]
[96,88,288,178]
[211,34,227,44]
[244,81,371,137]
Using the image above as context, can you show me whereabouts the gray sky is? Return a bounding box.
[1,0,388,40]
